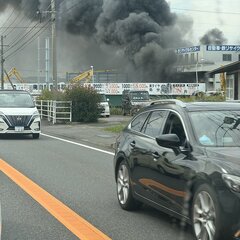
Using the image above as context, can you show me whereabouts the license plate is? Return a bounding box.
[15,126,24,132]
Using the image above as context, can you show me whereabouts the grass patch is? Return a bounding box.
[104,124,126,133]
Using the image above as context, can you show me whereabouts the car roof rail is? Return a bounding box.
[150,99,186,107]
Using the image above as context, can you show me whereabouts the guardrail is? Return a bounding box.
[36,100,72,124]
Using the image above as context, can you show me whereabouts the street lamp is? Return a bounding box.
[91,66,94,83]
[196,61,199,84]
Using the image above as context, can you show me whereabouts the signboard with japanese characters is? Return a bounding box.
[206,45,240,51]
[83,83,205,96]
[176,46,200,54]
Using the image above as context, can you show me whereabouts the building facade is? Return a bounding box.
[176,45,240,90]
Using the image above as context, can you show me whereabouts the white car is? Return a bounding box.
[99,94,110,117]
[0,90,41,139]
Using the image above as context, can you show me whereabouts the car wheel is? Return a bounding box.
[192,184,227,240]
[117,160,141,210]
[33,133,40,139]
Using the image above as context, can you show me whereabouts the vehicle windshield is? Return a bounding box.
[129,92,149,101]
[0,93,35,108]
[190,110,240,147]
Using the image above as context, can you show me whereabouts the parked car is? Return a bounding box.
[114,99,240,240]
[0,90,41,138]
[99,94,110,117]
[122,90,151,116]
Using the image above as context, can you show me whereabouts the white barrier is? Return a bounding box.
[36,100,72,124]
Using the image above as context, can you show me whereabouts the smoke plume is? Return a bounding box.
[0,0,194,82]
[200,28,227,45]
[0,0,51,20]
[60,0,191,82]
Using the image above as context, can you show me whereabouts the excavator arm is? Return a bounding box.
[70,68,93,84]
[4,67,25,84]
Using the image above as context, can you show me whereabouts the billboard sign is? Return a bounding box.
[83,82,205,96]
[207,45,240,51]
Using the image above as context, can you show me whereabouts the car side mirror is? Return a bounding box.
[156,134,181,148]
[156,134,192,155]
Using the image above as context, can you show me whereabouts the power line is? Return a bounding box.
[1,8,25,36]
[0,7,16,31]
[3,0,87,63]
[172,8,240,15]
[5,1,51,39]
[5,19,52,60]
[3,2,52,59]
[5,22,44,53]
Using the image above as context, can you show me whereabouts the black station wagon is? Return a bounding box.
[114,100,240,240]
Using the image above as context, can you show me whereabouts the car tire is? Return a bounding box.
[33,133,40,139]
[192,184,229,240]
[117,160,141,211]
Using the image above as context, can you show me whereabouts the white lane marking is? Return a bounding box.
[41,133,115,156]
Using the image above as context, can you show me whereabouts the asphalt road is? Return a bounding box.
[0,117,194,240]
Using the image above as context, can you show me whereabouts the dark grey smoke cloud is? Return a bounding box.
[0,0,193,82]
[0,0,50,20]
[60,0,191,82]
[200,28,227,45]
[0,0,20,12]
[63,0,103,36]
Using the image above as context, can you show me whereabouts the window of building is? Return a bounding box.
[226,75,234,100]
[223,54,232,61]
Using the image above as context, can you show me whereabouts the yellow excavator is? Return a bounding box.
[4,68,25,89]
[70,68,93,84]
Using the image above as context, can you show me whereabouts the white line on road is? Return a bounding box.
[41,133,115,156]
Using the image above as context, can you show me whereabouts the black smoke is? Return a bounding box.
[0,0,51,20]
[200,28,227,45]
[0,0,193,82]
[64,0,103,36]
[60,0,190,82]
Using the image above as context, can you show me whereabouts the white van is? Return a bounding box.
[99,94,110,117]
[0,90,41,138]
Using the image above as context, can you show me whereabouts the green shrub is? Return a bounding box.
[177,95,226,102]
[110,107,123,115]
[37,89,65,101]
[65,85,101,122]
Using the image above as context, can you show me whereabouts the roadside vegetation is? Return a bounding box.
[110,107,123,115]
[177,93,225,102]
[104,124,127,133]
[38,86,101,123]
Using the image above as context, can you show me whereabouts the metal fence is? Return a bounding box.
[36,100,72,124]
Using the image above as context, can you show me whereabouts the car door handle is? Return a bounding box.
[130,141,136,148]
[152,152,160,160]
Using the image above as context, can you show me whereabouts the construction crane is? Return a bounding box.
[70,68,93,84]
[4,67,25,84]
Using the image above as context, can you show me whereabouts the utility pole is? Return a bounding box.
[45,37,50,89]
[38,37,40,92]
[1,35,5,89]
[51,0,57,90]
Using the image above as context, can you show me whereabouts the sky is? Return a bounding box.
[168,0,240,45]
